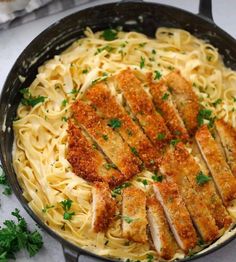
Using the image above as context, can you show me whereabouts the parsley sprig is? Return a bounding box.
[112,182,131,197]
[196,171,212,185]
[108,118,122,129]
[20,88,46,107]
[60,199,75,220]
[0,209,43,260]
[101,29,117,41]
[0,167,12,196]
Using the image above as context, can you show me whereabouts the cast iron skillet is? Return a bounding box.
[0,0,236,261]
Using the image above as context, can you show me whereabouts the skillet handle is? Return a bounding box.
[63,245,80,262]
[198,0,214,22]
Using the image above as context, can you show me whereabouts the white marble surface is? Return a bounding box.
[0,0,236,261]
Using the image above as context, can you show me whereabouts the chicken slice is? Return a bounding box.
[72,100,141,180]
[122,187,147,243]
[67,121,124,187]
[215,119,236,177]
[85,82,161,171]
[149,80,189,141]
[161,142,231,229]
[92,182,116,232]
[116,69,171,150]
[147,196,178,259]
[160,144,219,242]
[195,125,236,205]
[165,71,199,134]
[153,182,197,252]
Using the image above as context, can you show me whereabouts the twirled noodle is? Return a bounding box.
[13,27,236,261]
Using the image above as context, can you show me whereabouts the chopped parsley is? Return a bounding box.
[104,163,117,170]
[102,134,109,141]
[61,99,68,107]
[212,98,222,107]
[170,139,181,146]
[141,179,148,186]
[197,109,215,127]
[112,182,131,196]
[233,97,236,102]
[162,93,169,100]
[147,254,154,262]
[108,118,122,129]
[42,205,54,213]
[61,116,68,122]
[21,96,46,107]
[101,29,117,41]
[154,70,162,80]
[152,174,163,182]
[95,45,114,55]
[152,49,156,54]
[140,56,145,69]
[157,133,165,140]
[206,55,212,61]
[82,69,89,74]
[121,216,137,224]
[60,199,75,220]
[0,168,12,196]
[70,88,79,95]
[196,171,212,185]
[0,209,43,259]
[139,42,147,47]
[130,147,138,156]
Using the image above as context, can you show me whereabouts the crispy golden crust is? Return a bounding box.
[122,187,148,243]
[67,121,124,187]
[92,182,116,232]
[196,125,236,205]
[72,100,141,180]
[116,69,171,149]
[153,182,197,252]
[165,71,199,135]
[215,119,236,177]
[85,83,161,170]
[147,197,178,260]
[160,142,231,229]
[149,80,189,141]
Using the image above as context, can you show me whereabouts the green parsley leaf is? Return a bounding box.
[104,163,117,170]
[61,99,68,107]
[60,199,73,212]
[61,116,68,122]
[152,174,163,182]
[21,96,46,107]
[42,205,54,213]
[196,171,211,185]
[157,133,165,140]
[212,98,222,107]
[19,88,29,95]
[152,49,156,54]
[82,69,89,74]
[147,254,154,262]
[112,182,131,196]
[0,168,12,196]
[122,216,137,224]
[70,88,79,95]
[206,55,212,62]
[0,209,43,259]
[141,179,148,186]
[154,70,162,80]
[170,139,181,146]
[3,187,12,196]
[130,147,138,156]
[101,29,117,41]
[108,118,122,129]
[197,109,214,127]
[63,212,75,220]
[233,97,236,102]
[162,93,169,100]
[102,134,108,141]
[140,56,145,69]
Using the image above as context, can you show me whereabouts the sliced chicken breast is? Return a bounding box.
[72,100,141,180]
[116,69,171,150]
[165,71,199,134]
[67,121,124,187]
[195,125,236,205]
[153,182,197,252]
[92,182,116,232]
[160,147,219,242]
[149,80,189,141]
[147,196,178,259]
[85,82,161,170]
[122,187,148,243]
[161,142,231,229]
[215,119,236,177]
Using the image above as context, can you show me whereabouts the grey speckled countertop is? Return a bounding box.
[0,0,236,261]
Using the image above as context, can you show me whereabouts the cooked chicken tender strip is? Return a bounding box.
[165,71,199,134]
[160,142,231,229]
[160,144,219,241]
[153,182,197,252]
[215,119,236,177]
[147,197,178,259]
[116,69,171,149]
[85,83,161,170]
[92,182,116,232]
[122,187,147,243]
[67,121,124,187]
[72,100,141,180]
[196,125,236,205]
[149,80,189,141]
